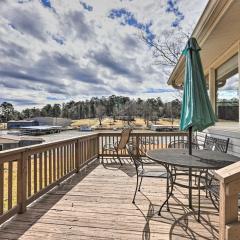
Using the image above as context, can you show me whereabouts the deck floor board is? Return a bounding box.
[0,159,219,239]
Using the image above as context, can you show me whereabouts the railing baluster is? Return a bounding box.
[49,149,52,184]
[57,148,60,179]
[44,151,47,187]
[8,161,13,210]
[70,144,72,170]
[75,140,80,171]
[34,154,37,194]
[27,156,31,197]
[66,145,69,172]
[17,151,27,214]
[39,152,43,190]
[64,145,66,174]
[0,163,4,214]
[53,148,56,182]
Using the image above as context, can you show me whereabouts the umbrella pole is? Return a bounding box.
[189,126,192,155]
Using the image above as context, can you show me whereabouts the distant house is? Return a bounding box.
[116,116,135,122]
[79,125,93,131]
[150,124,179,132]
[33,117,71,127]
[19,125,62,135]
[7,120,39,129]
[0,135,44,151]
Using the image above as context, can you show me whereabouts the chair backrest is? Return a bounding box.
[126,144,143,168]
[117,128,132,150]
[203,134,229,153]
[168,140,199,149]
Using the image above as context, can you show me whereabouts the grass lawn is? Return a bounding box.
[71,117,179,129]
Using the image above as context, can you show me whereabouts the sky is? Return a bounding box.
[0,0,208,110]
[218,73,239,100]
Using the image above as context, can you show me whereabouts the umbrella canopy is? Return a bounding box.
[180,37,216,155]
[180,37,216,132]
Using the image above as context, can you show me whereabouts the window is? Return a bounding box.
[216,73,239,121]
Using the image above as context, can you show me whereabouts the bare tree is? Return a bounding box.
[96,105,105,126]
[122,101,136,125]
[140,29,189,67]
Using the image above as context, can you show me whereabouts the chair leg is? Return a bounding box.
[132,175,139,204]
[198,172,202,222]
[138,176,143,191]
[101,150,104,164]
[209,192,219,211]
[116,152,123,165]
[166,175,170,211]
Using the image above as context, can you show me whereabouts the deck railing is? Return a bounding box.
[0,131,188,225]
[215,161,240,240]
[99,131,188,157]
[0,133,99,225]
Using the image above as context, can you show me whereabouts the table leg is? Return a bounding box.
[198,171,202,222]
[158,164,173,216]
[189,167,192,209]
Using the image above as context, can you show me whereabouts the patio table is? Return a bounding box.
[146,148,240,220]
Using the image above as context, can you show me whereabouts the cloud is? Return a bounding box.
[3,7,47,41]
[0,40,27,59]
[0,0,208,109]
[108,8,155,44]
[0,98,38,106]
[66,11,95,41]
[144,88,177,93]
[52,34,65,45]
[90,47,140,80]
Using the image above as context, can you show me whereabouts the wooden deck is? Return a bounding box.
[0,158,219,240]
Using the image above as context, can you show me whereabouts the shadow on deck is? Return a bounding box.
[0,158,219,240]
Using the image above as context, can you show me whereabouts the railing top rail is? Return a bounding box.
[0,133,99,158]
[98,131,188,137]
[215,161,240,184]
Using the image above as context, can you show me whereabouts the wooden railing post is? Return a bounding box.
[17,150,28,214]
[215,161,240,240]
[97,135,100,160]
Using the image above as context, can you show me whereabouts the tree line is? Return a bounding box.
[0,95,181,124]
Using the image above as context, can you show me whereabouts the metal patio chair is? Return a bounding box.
[126,143,167,204]
[167,139,200,183]
[102,127,132,165]
[203,134,229,153]
[203,135,230,207]
[201,135,230,210]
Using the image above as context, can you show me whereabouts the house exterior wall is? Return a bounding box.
[33,117,71,127]
[0,143,19,151]
[7,120,39,129]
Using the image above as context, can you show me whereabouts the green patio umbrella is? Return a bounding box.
[180,37,216,154]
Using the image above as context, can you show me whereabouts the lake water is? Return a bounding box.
[0,129,94,143]
[34,130,94,143]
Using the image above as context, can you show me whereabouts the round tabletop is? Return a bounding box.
[146,149,240,169]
